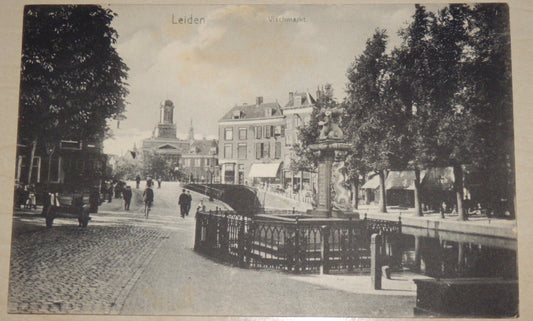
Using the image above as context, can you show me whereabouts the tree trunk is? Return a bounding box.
[453,164,466,221]
[414,168,423,216]
[351,180,359,209]
[378,170,387,213]
[27,138,37,185]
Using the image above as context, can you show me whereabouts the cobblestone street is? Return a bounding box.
[8,182,416,317]
[9,217,170,313]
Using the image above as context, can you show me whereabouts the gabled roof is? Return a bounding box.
[219,101,283,122]
[284,91,316,109]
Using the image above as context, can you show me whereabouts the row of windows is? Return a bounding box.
[181,158,218,167]
[224,125,285,141]
[223,142,282,160]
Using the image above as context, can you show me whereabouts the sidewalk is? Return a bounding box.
[358,204,517,240]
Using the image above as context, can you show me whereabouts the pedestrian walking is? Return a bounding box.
[143,185,154,219]
[123,186,132,210]
[106,180,113,203]
[157,177,162,189]
[185,190,192,216]
[135,175,141,189]
[178,189,188,218]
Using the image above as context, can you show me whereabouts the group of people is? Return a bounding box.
[14,183,36,209]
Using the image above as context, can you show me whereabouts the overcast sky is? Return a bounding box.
[103,4,419,156]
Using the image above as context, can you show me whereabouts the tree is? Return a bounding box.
[344,30,408,213]
[142,152,174,180]
[390,5,436,216]
[463,4,514,216]
[391,5,485,220]
[18,5,129,184]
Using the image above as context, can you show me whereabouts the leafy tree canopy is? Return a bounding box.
[18,5,129,146]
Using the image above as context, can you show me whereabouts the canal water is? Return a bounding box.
[397,226,517,279]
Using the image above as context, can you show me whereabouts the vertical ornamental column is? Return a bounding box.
[315,149,334,217]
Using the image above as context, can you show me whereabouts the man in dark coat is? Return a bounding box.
[123,186,132,210]
[178,189,188,218]
[185,190,192,216]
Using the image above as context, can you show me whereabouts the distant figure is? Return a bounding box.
[157,177,162,189]
[123,186,132,210]
[197,199,205,213]
[106,180,113,203]
[178,189,188,218]
[185,190,192,216]
[146,176,154,188]
[135,175,141,189]
[143,185,154,219]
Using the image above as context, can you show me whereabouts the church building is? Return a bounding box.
[141,100,219,182]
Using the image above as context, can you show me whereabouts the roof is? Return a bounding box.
[421,167,454,190]
[284,91,316,109]
[183,139,218,156]
[362,174,380,189]
[219,101,283,121]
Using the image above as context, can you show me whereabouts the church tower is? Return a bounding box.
[155,100,177,139]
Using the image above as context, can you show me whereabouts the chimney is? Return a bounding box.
[256,96,263,105]
[294,94,301,107]
[289,92,294,104]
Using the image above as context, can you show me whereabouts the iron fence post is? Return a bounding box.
[294,217,301,274]
[194,211,202,251]
[371,233,382,290]
[320,225,330,275]
[238,215,246,267]
[348,217,354,272]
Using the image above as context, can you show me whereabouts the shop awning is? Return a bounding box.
[385,170,427,190]
[362,174,380,189]
[248,162,281,178]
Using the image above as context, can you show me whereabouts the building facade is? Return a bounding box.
[142,100,219,182]
[218,97,286,185]
[142,100,189,167]
[282,91,316,192]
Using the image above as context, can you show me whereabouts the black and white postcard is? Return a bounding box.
[1,1,532,320]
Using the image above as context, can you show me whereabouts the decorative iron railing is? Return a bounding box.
[194,210,402,274]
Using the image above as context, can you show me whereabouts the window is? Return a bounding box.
[274,125,282,136]
[31,157,41,183]
[182,159,190,167]
[224,163,235,184]
[238,127,247,140]
[264,125,272,138]
[224,127,233,140]
[195,159,202,167]
[238,143,247,159]
[255,126,262,139]
[275,142,281,159]
[264,142,270,158]
[256,143,262,159]
[224,144,233,159]
[49,156,60,182]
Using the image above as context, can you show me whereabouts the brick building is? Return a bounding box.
[282,91,316,192]
[218,97,285,185]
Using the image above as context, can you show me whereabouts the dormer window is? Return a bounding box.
[264,108,273,117]
[232,110,242,119]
